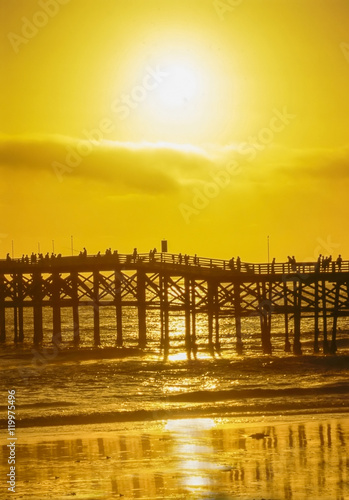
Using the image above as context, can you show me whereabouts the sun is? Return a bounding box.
[137,55,216,143]
[116,35,240,144]
[157,64,199,109]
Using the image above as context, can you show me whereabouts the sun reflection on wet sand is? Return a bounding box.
[1,416,348,499]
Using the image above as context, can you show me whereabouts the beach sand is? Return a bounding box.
[2,413,348,500]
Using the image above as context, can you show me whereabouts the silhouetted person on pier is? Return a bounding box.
[6,253,11,262]
[287,256,296,271]
[178,253,182,264]
[236,256,241,272]
[133,248,137,261]
[83,247,87,257]
[322,256,331,271]
[184,254,189,265]
[336,254,342,271]
[271,257,275,273]
[229,257,235,271]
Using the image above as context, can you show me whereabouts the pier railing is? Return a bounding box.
[0,252,346,275]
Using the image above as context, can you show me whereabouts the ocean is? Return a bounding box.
[1,308,349,499]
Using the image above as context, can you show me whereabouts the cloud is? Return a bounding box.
[1,135,348,200]
[0,134,214,194]
[252,144,349,180]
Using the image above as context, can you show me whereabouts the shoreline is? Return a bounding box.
[3,402,349,430]
[3,413,349,500]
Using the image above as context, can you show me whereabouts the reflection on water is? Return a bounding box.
[1,417,348,499]
[4,305,349,357]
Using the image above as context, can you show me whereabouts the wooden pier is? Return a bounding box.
[0,252,348,357]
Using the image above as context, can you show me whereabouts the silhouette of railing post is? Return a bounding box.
[115,271,123,347]
[137,270,147,348]
[71,272,80,345]
[0,274,5,342]
[93,271,100,346]
[52,272,62,343]
[33,272,43,345]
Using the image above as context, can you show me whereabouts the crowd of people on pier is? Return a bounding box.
[6,252,63,264]
[1,249,346,273]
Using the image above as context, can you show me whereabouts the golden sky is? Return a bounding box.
[1,0,349,261]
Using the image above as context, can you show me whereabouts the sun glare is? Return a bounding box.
[157,64,199,109]
[131,48,230,143]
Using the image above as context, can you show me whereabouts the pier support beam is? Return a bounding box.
[52,273,62,344]
[214,284,220,352]
[293,280,302,355]
[33,272,43,345]
[14,273,24,342]
[12,275,18,342]
[137,271,147,348]
[283,281,291,352]
[260,281,272,355]
[207,281,214,355]
[0,274,5,342]
[314,281,320,353]
[331,281,340,354]
[234,282,243,354]
[184,277,191,359]
[71,272,80,345]
[161,274,169,359]
[322,281,329,354]
[191,279,197,359]
[14,303,18,342]
[115,271,123,347]
[93,271,100,346]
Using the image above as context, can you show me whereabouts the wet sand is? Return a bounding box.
[2,413,348,500]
